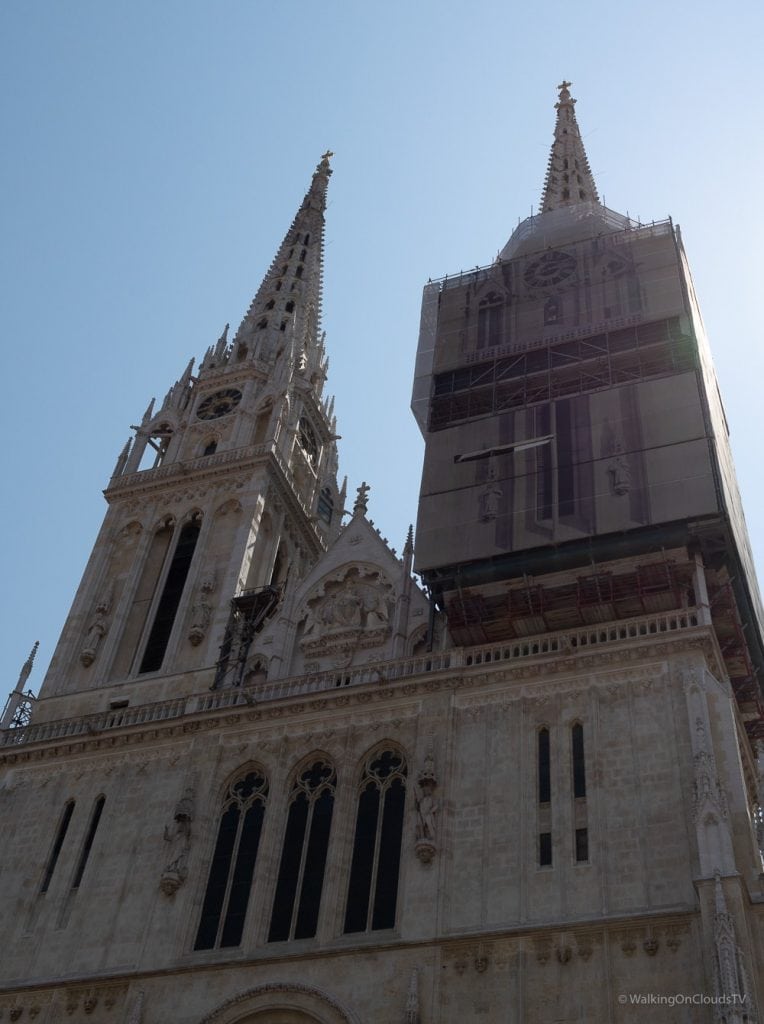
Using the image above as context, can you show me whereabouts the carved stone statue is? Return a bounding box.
[608,441,631,496]
[188,575,216,646]
[160,786,195,897]
[415,754,438,864]
[80,587,113,667]
[478,467,503,522]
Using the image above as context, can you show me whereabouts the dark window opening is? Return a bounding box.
[344,750,407,934]
[303,234,310,245]
[280,320,287,332]
[139,518,201,673]
[41,801,75,893]
[538,728,551,804]
[72,796,105,889]
[257,318,268,329]
[195,771,268,950]
[202,440,217,456]
[317,487,334,524]
[268,761,336,942]
[575,827,589,862]
[285,300,295,313]
[557,400,575,517]
[544,296,561,325]
[572,723,586,798]
[539,831,552,867]
[295,265,303,279]
[266,299,275,310]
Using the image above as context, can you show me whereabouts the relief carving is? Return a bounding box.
[300,566,393,655]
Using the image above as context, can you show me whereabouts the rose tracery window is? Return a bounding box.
[344,749,407,934]
[194,770,269,950]
[268,760,336,942]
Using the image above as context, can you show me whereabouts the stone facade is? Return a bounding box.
[1,95,763,1023]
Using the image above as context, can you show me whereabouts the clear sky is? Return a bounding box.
[2,0,763,700]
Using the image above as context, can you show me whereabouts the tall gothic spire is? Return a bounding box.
[228,152,333,379]
[540,81,599,213]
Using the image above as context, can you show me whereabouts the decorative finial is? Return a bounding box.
[321,150,334,162]
[353,481,370,516]
[404,524,414,555]
[16,641,39,692]
[218,323,229,344]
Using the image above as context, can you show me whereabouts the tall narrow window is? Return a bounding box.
[477,292,503,350]
[575,827,589,862]
[71,796,105,890]
[538,728,551,804]
[268,761,336,942]
[195,770,268,950]
[539,832,552,867]
[572,723,586,798]
[139,516,201,674]
[344,749,407,934]
[41,800,75,893]
[317,487,334,524]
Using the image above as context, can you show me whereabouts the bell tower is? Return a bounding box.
[413,84,764,741]
[36,153,343,709]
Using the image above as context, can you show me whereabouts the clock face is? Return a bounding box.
[196,388,242,420]
[524,251,576,289]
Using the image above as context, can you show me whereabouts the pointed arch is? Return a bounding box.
[268,755,336,942]
[343,745,407,934]
[197,982,361,1024]
[194,765,269,951]
[139,511,202,674]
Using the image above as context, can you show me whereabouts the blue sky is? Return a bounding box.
[2,0,763,698]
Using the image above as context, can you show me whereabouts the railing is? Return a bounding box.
[0,608,703,748]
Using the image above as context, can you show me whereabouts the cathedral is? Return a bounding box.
[1,84,763,1023]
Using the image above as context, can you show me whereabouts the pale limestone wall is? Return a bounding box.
[2,631,762,1022]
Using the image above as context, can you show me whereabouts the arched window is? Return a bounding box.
[202,439,217,457]
[268,760,336,942]
[195,770,269,950]
[477,292,503,350]
[139,514,202,674]
[41,800,76,893]
[344,749,407,934]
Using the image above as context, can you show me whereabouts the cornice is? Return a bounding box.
[0,625,724,769]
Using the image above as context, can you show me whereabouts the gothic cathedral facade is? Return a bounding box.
[1,87,763,1023]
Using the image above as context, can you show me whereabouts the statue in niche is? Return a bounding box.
[80,586,113,667]
[608,441,631,496]
[478,465,502,522]
[188,575,216,645]
[414,753,439,864]
[160,786,194,897]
